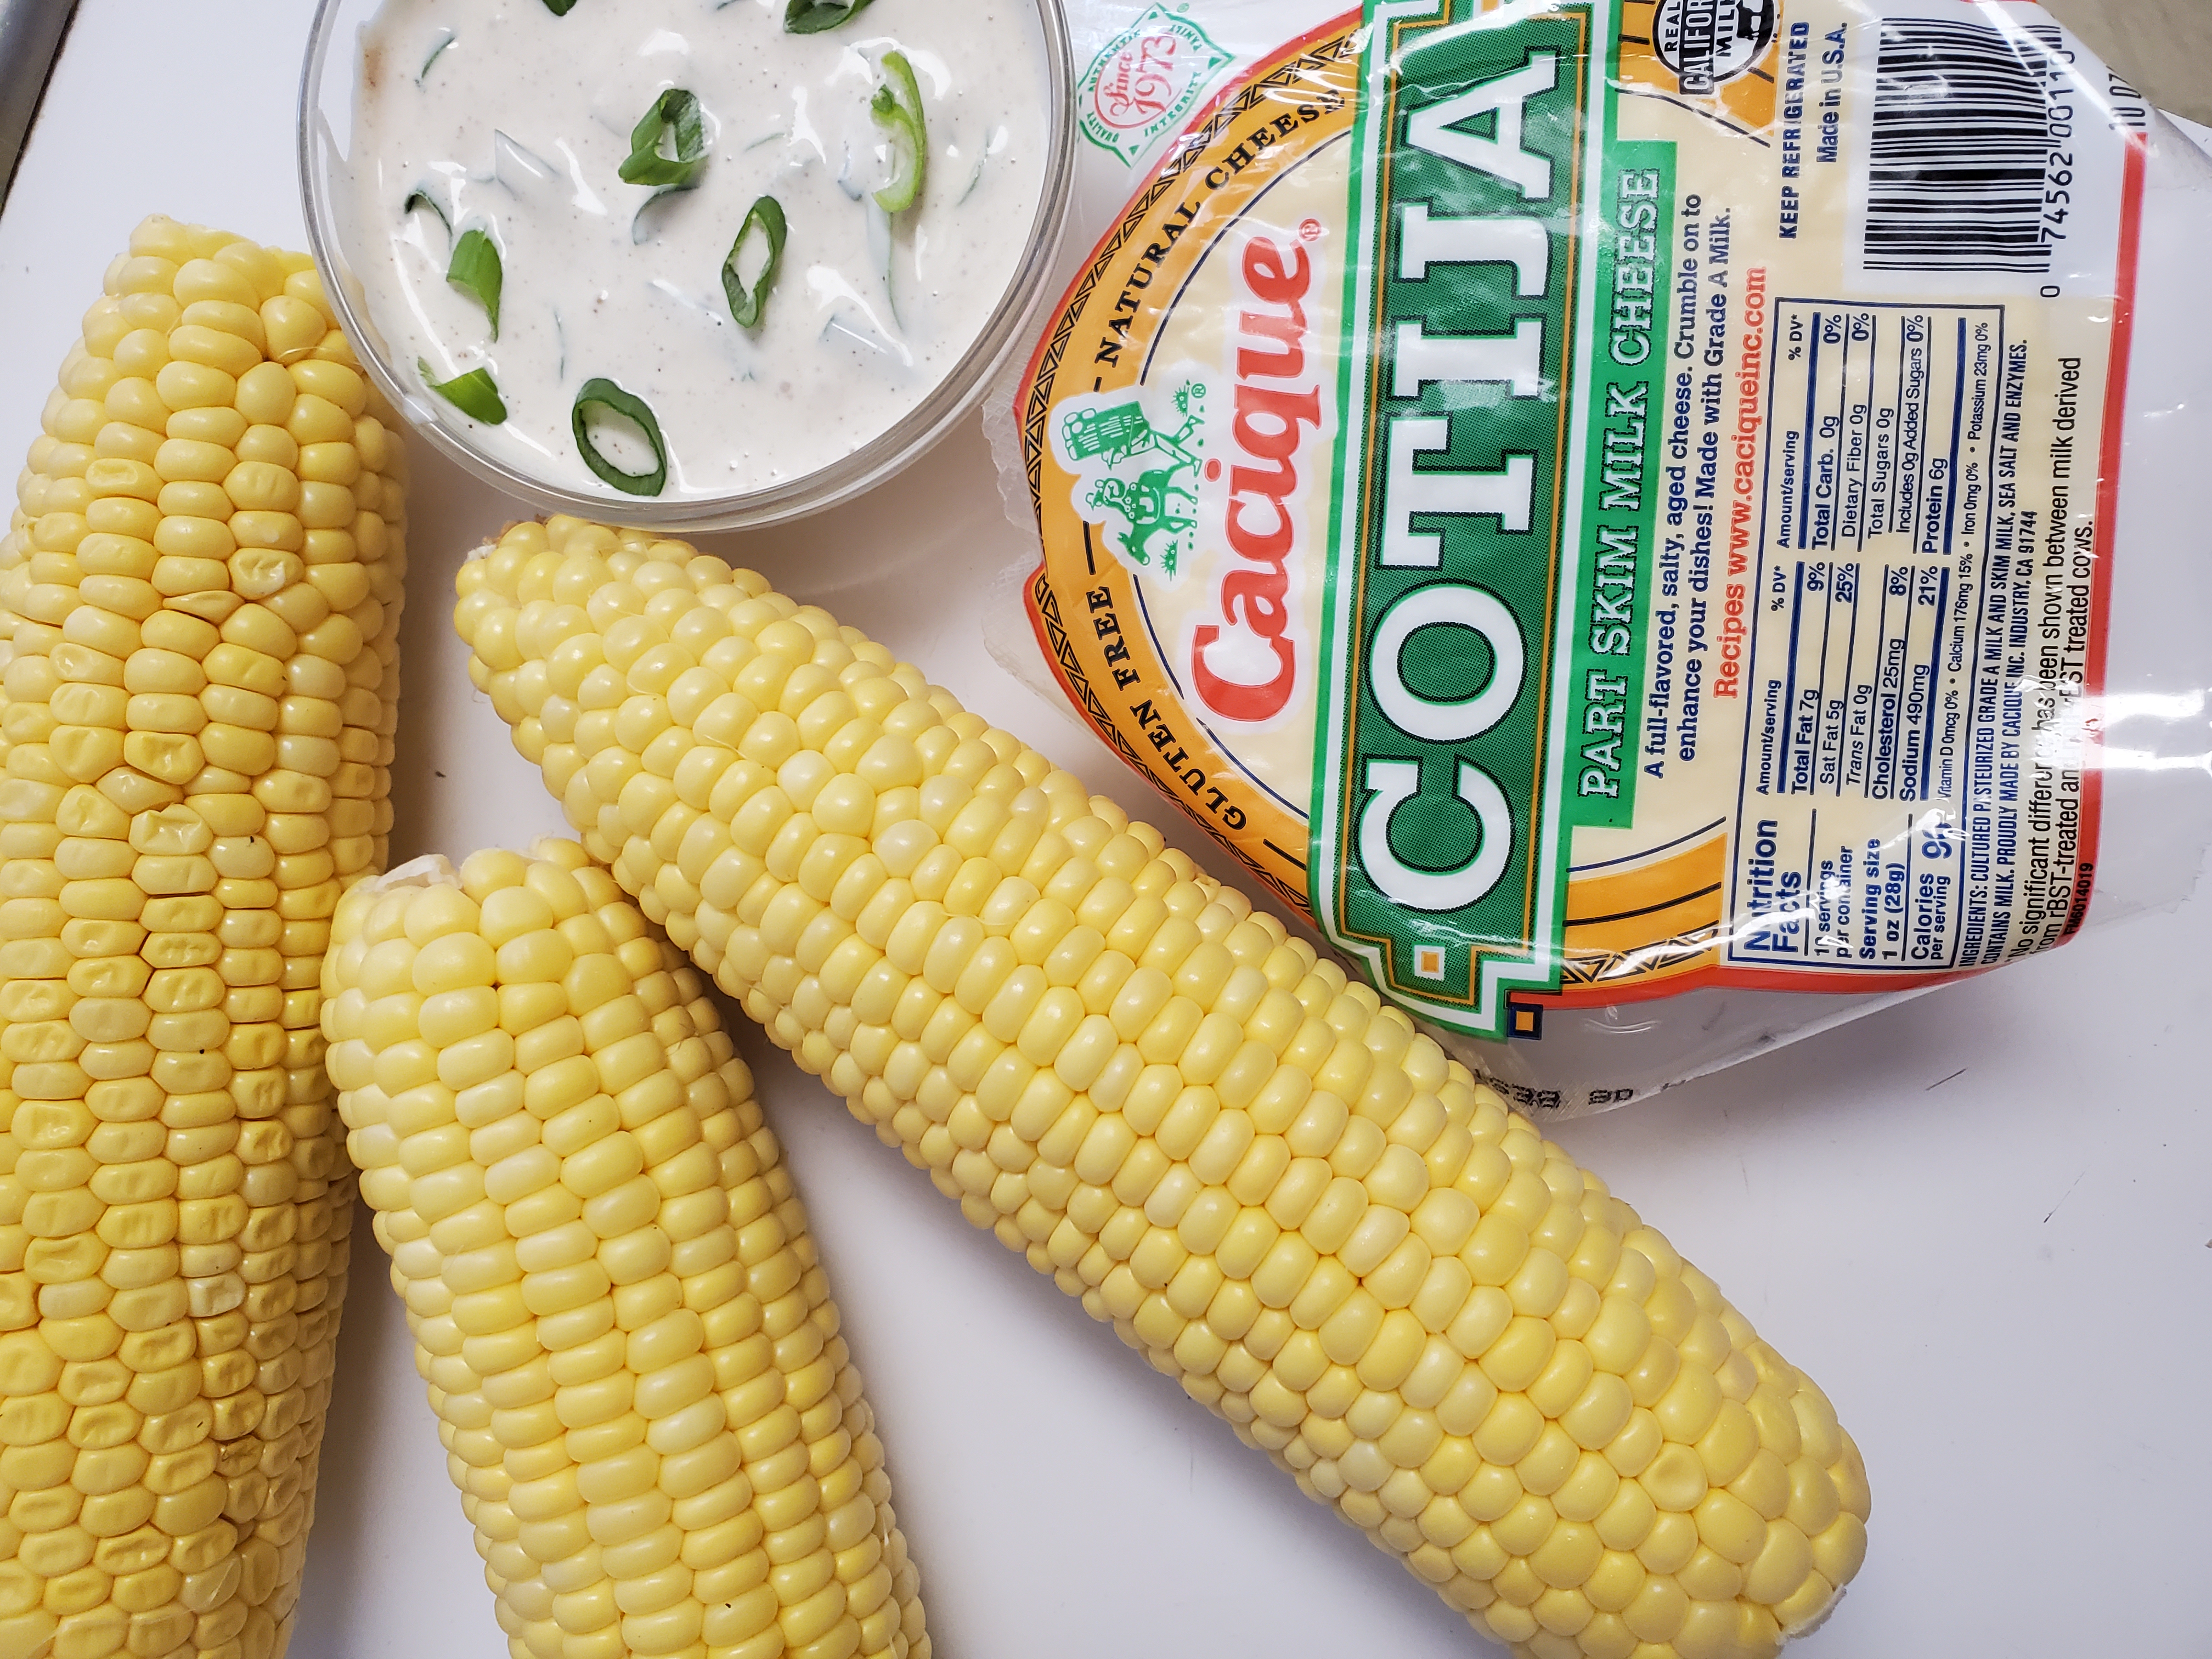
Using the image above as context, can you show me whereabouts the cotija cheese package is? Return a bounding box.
[991,0,2212,1113]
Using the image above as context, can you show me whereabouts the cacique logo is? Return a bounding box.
[1190,232,1328,727]
[1047,230,1331,732]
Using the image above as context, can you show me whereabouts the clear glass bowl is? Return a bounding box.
[297,0,1075,531]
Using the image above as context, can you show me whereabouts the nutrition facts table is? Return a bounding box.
[1726,298,2017,975]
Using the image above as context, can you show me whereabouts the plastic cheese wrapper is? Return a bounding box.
[981,0,2212,1115]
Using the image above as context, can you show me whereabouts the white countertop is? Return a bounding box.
[2,4,2208,1657]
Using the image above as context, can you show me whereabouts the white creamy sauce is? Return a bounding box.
[349,0,1049,499]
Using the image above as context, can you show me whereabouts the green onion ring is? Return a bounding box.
[631,182,699,246]
[572,378,670,496]
[783,0,874,33]
[870,51,927,213]
[620,88,707,189]
[419,361,507,424]
[446,227,503,339]
[721,196,787,329]
[403,188,451,238]
[419,31,456,82]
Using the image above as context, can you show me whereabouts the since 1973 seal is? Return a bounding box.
[1077,4,1235,164]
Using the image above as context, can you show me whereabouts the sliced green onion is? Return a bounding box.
[870,51,927,213]
[620,88,707,189]
[419,30,455,82]
[721,196,787,329]
[403,188,451,238]
[447,228,503,339]
[572,378,669,496]
[631,183,698,246]
[419,360,506,424]
[541,0,578,14]
[866,196,899,328]
[784,0,874,32]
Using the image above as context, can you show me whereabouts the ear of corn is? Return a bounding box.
[454,516,1870,1659]
[319,839,928,1659]
[0,216,406,1659]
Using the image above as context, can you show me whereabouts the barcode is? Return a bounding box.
[1863,20,2061,273]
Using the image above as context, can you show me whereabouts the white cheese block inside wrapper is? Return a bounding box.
[983,0,2212,1115]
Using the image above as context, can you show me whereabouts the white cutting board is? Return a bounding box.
[0,8,2205,1659]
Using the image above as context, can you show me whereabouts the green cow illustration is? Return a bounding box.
[1084,470,1199,578]
[1059,380,1207,579]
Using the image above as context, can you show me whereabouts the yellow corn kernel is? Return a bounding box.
[0,215,406,1657]
[322,845,929,1659]
[453,520,1869,1659]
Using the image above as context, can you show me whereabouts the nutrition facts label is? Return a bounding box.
[1726,297,2061,975]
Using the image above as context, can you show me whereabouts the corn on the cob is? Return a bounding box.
[0,214,406,1659]
[454,516,1870,1659]
[320,839,928,1659]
